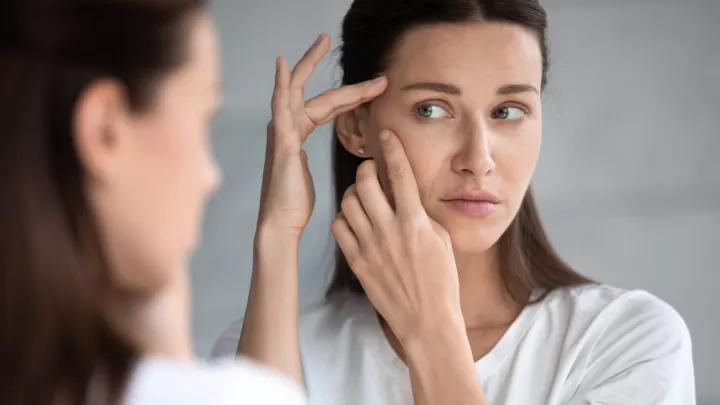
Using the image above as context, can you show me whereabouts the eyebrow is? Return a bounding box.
[497,84,539,95]
[401,82,461,94]
[400,82,539,96]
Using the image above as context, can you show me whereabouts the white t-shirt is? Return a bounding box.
[213,284,695,405]
[124,356,307,405]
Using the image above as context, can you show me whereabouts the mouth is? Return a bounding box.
[441,190,500,217]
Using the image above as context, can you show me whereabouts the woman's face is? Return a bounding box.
[82,13,222,291]
[343,21,543,255]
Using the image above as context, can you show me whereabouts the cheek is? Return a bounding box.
[132,117,217,248]
[142,116,217,193]
[495,125,542,187]
[367,101,454,203]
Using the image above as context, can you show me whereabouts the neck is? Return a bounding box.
[454,245,525,329]
[105,276,193,361]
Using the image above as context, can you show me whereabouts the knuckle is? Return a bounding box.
[342,184,357,201]
[339,197,351,214]
[355,163,377,194]
[402,215,427,233]
[356,159,377,180]
[340,193,358,214]
[330,216,344,233]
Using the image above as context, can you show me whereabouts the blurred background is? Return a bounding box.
[191,0,719,403]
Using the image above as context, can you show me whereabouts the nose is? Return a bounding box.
[450,116,495,178]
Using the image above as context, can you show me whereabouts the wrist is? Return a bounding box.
[254,223,301,251]
[400,307,468,359]
[253,224,301,277]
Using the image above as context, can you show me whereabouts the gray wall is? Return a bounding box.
[191,0,719,403]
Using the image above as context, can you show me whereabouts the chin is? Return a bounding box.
[432,212,507,256]
[447,229,502,255]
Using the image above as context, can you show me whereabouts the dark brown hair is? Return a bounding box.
[0,0,205,404]
[327,0,592,301]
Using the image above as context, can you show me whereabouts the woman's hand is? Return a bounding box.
[240,34,387,383]
[257,33,388,238]
[331,129,464,345]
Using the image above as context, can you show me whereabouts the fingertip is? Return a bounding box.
[367,76,388,92]
[314,33,331,52]
[275,57,286,74]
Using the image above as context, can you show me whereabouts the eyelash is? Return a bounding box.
[415,101,453,119]
[414,102,531,121]
[491,104,530,120]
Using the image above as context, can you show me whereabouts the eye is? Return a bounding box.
[491,106,526,120]
[416,104,450,119]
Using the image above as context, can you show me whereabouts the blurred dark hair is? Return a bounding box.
[0,0,205,403]
[328,0,592,301]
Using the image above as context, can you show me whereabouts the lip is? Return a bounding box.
[441,189,500,217]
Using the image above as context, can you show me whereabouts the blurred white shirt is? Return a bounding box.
[124,356,307,405]
[213,284,695,405]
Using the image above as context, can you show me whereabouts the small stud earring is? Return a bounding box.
[357,147,365,155]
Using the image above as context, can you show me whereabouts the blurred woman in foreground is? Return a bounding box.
[0,0,318,403]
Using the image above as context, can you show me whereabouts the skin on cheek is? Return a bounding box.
[365,112,443,212]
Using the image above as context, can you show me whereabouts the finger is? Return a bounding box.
[331,213,361,266]
[304,77,387,125]
[378,129,423,216]
[270,57,294,137]
[354,160,394,225]
[340,185,374,246]
[290,34,331,91]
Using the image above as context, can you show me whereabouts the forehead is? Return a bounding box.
[159,13,220,93]
[184,13,220,83]
[387,21,543,89]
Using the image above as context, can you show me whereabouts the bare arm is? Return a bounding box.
[237,228,303,383]
[233,33,388,386]
[404,314,486,405]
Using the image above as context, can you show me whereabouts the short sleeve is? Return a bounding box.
[568,292,695,405]
[125,356,307,405]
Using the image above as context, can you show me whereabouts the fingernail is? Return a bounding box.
[379,130,391,142]
[314,33,325,45]
[372,76,386,84]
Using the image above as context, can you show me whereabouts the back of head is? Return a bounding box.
[328,0,590,298]
[0,0,204,403]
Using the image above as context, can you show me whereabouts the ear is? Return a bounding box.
[72,79,131,185]
[335,107,370,158]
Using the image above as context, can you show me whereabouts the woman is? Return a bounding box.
[217,0,696,404]
[0,0,380,404]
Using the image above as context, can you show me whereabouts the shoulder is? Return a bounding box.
[124,357,307,405]
[544,284,694,399]
[543,283,691,343]
[533,285,695,403]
